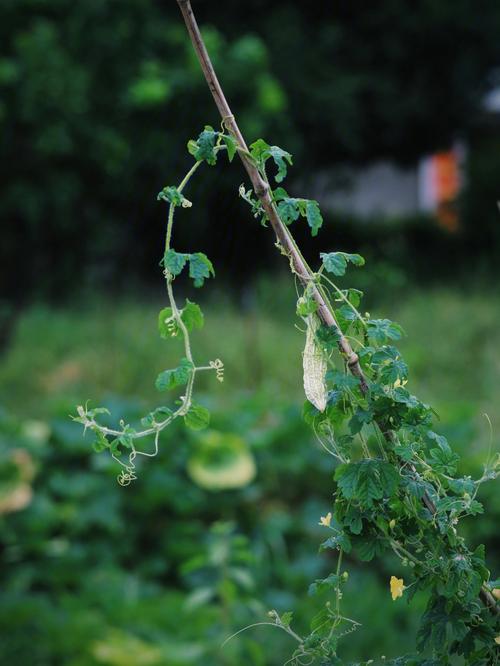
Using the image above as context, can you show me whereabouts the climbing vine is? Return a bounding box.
[75,123,499,663]
[74,0,500,661]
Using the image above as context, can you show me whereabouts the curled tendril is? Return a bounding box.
[117,466,137,486]
[210,358,224,382]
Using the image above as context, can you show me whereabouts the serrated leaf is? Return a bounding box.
[428,446,459,475]
[184,403,210,431]
[335,460,400,508]
[155,358,193,392]
[277,197,300,225]
[308,573,340,596]
[157,185,184,206]
[349,408,373,434]
[356,536,385,561]
[182,300,204,331]
[316,324,342,352]
[188,253,214,288]
[305,200,323,236]
[327,370,360,396]
[321,252,347,276]
[250,141,292,182]
[249,138,269,162]
[141,406,173,427]
[272,186,289,201]
[321,252,365,277]
[296,295,318,316]
[92,430,108,453]
[163,249,187,277]
[336,303,357,322]
[366,318,404,344]
[356,466,385,508]
[193,125,217,165]
[266,145,293,182]
[343,506,364,534]
[320,532,352,553]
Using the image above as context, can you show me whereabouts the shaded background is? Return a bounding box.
[1,1,500,664]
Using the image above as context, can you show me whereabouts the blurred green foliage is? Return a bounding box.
[1,0,500,301]
[0,284,498,663]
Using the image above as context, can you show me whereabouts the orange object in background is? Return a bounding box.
[418,144,464,231]
[434,151,460,202]
[433,151,460,231]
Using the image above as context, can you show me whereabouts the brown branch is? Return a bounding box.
[176,0,498,616]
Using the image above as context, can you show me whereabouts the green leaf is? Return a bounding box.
[249,138,269,162]
[280,611,293,628]
[316,324,342,352]
[305,200,323,236]
[366,318,404,344]
[184,403,210,431]
[158,302,203,338]
[250,140,292,182]
[355,535,385,562]
[222,134,237,162]
[163,249,187,277]
[181,300,204,331]
[356,465,386,508]
[158,306,176,338]
[110,438,122,457]
[335,460,400,508]
[193,125,217,165]
[92,430,108,453]
[188,253,214,288]
[155,358,193,392]
[296,295,318,316]
[336,303,357,322]
[267,145,293,182]
[327,370,360,396]
[334,463,360,498]
[349,408,373,434]
[343,505,364,534]
[187,139,198,156]
[320,532,352,554]
[277,197,300,225]
[157,185,184,206]
[118,432,134,450]
[141,406,172,427]
[372,347,408,384]
[320,251,365,277]
[308,573,340,596]
[321,252,346,276]
[428,446,459,475]
[87,407,111,418]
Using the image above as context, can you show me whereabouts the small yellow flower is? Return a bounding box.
[393,379,408,388]
[495,636,500,645]
[319,512,332,527]
[390,576,404,600]
[492,588,500,600]
[389,519,396,530]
